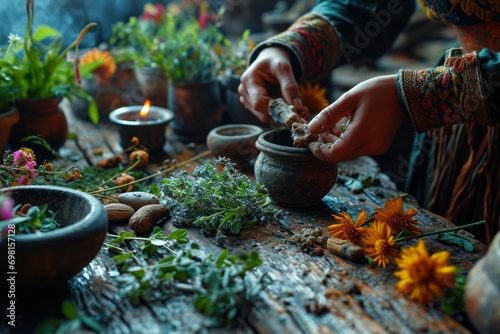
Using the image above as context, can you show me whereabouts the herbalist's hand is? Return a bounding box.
[238,47,308,123]
[307,75,405,164]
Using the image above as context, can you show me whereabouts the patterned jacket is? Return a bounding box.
[249,0,500,133]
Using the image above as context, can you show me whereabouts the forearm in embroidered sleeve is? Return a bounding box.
[248,13,340,82]
[397,48,493,133]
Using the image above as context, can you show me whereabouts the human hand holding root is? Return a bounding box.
[238,47,309,123]
[307,75,405,164]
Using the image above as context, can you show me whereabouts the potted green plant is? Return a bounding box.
[110,4,235,143]
[0,0,98,161]
[109,3,168,108]
[159,9,232,143]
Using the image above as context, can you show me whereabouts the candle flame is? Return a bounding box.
[139,99,151,117]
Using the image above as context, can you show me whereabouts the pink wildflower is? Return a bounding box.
[18,175,30,185]
[0,196,14,220]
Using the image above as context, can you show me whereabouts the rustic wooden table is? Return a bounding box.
[2,101,488,334]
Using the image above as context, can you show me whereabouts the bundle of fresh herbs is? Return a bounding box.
[152,158,278,237]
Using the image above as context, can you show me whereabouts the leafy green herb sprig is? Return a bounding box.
[0,203,60,235]
[153,158,277,237]
[106,227,265,327]
[35,300,101,334]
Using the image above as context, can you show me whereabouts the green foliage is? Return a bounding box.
[440,268,467,316]
[110,16,165,69]
[35,300,102,334]
[155,158,276,236]
[0,0,99,123]
[107,227,264,327]
[0,203,61,235]
[158,11,230,83]
[436,233,475,252]
[225,28,253,75]
[110,7,233,84]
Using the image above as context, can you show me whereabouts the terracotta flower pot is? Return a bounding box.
[0,106,20,155]
[465,231,500,334]
[9,98,67,162]
[168,80,224,143]
[254,128,338,207]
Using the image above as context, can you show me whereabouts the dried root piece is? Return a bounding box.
[268,98,318,147]
[326,236,365,262]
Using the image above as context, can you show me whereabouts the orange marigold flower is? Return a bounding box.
[327,210,367,246]
[374,196,422,236]
[394,239,457,304]
[299,82,329,114]
[80,48,116,84]
[362,221,398,268]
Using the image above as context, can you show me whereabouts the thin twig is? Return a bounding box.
[88,150,212,195]
[394,220,486,243]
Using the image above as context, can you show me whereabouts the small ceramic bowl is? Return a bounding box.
[206,124,264,169]
[254,128,338,207]
[0,185,108,290]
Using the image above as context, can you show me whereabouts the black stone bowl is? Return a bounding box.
[0,185,108,290]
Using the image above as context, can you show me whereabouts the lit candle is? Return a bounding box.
[109,99,174,152]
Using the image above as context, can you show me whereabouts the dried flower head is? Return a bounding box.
[394,239,457,304]
[80,48,116,84]
[115,173,135,192]
[130,150,149,168]
[0,148,37,186]
[299,82,329,114]
[374,196,422,236]
[362,220,398,268]
[327,210,367,246]
[65,168,83,183]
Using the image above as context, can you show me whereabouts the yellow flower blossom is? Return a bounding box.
[394,239,457,304]
[374,196,422,236]
[299,82,329,114]
[327,210,367,246]
[362,220,398,268]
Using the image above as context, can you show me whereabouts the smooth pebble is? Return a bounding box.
[118,191,160,211]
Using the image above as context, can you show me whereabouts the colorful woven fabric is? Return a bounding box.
[418,0,500,25]
[398,48,492,133]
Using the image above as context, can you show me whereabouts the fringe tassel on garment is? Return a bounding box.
[424,124,499,245]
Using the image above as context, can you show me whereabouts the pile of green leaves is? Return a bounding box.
[0,203,60,235]
[152,158,276,236]
[107,227,264,327]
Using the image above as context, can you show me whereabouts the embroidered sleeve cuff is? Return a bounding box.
[248,13,341,82]
[398,48,492,133]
